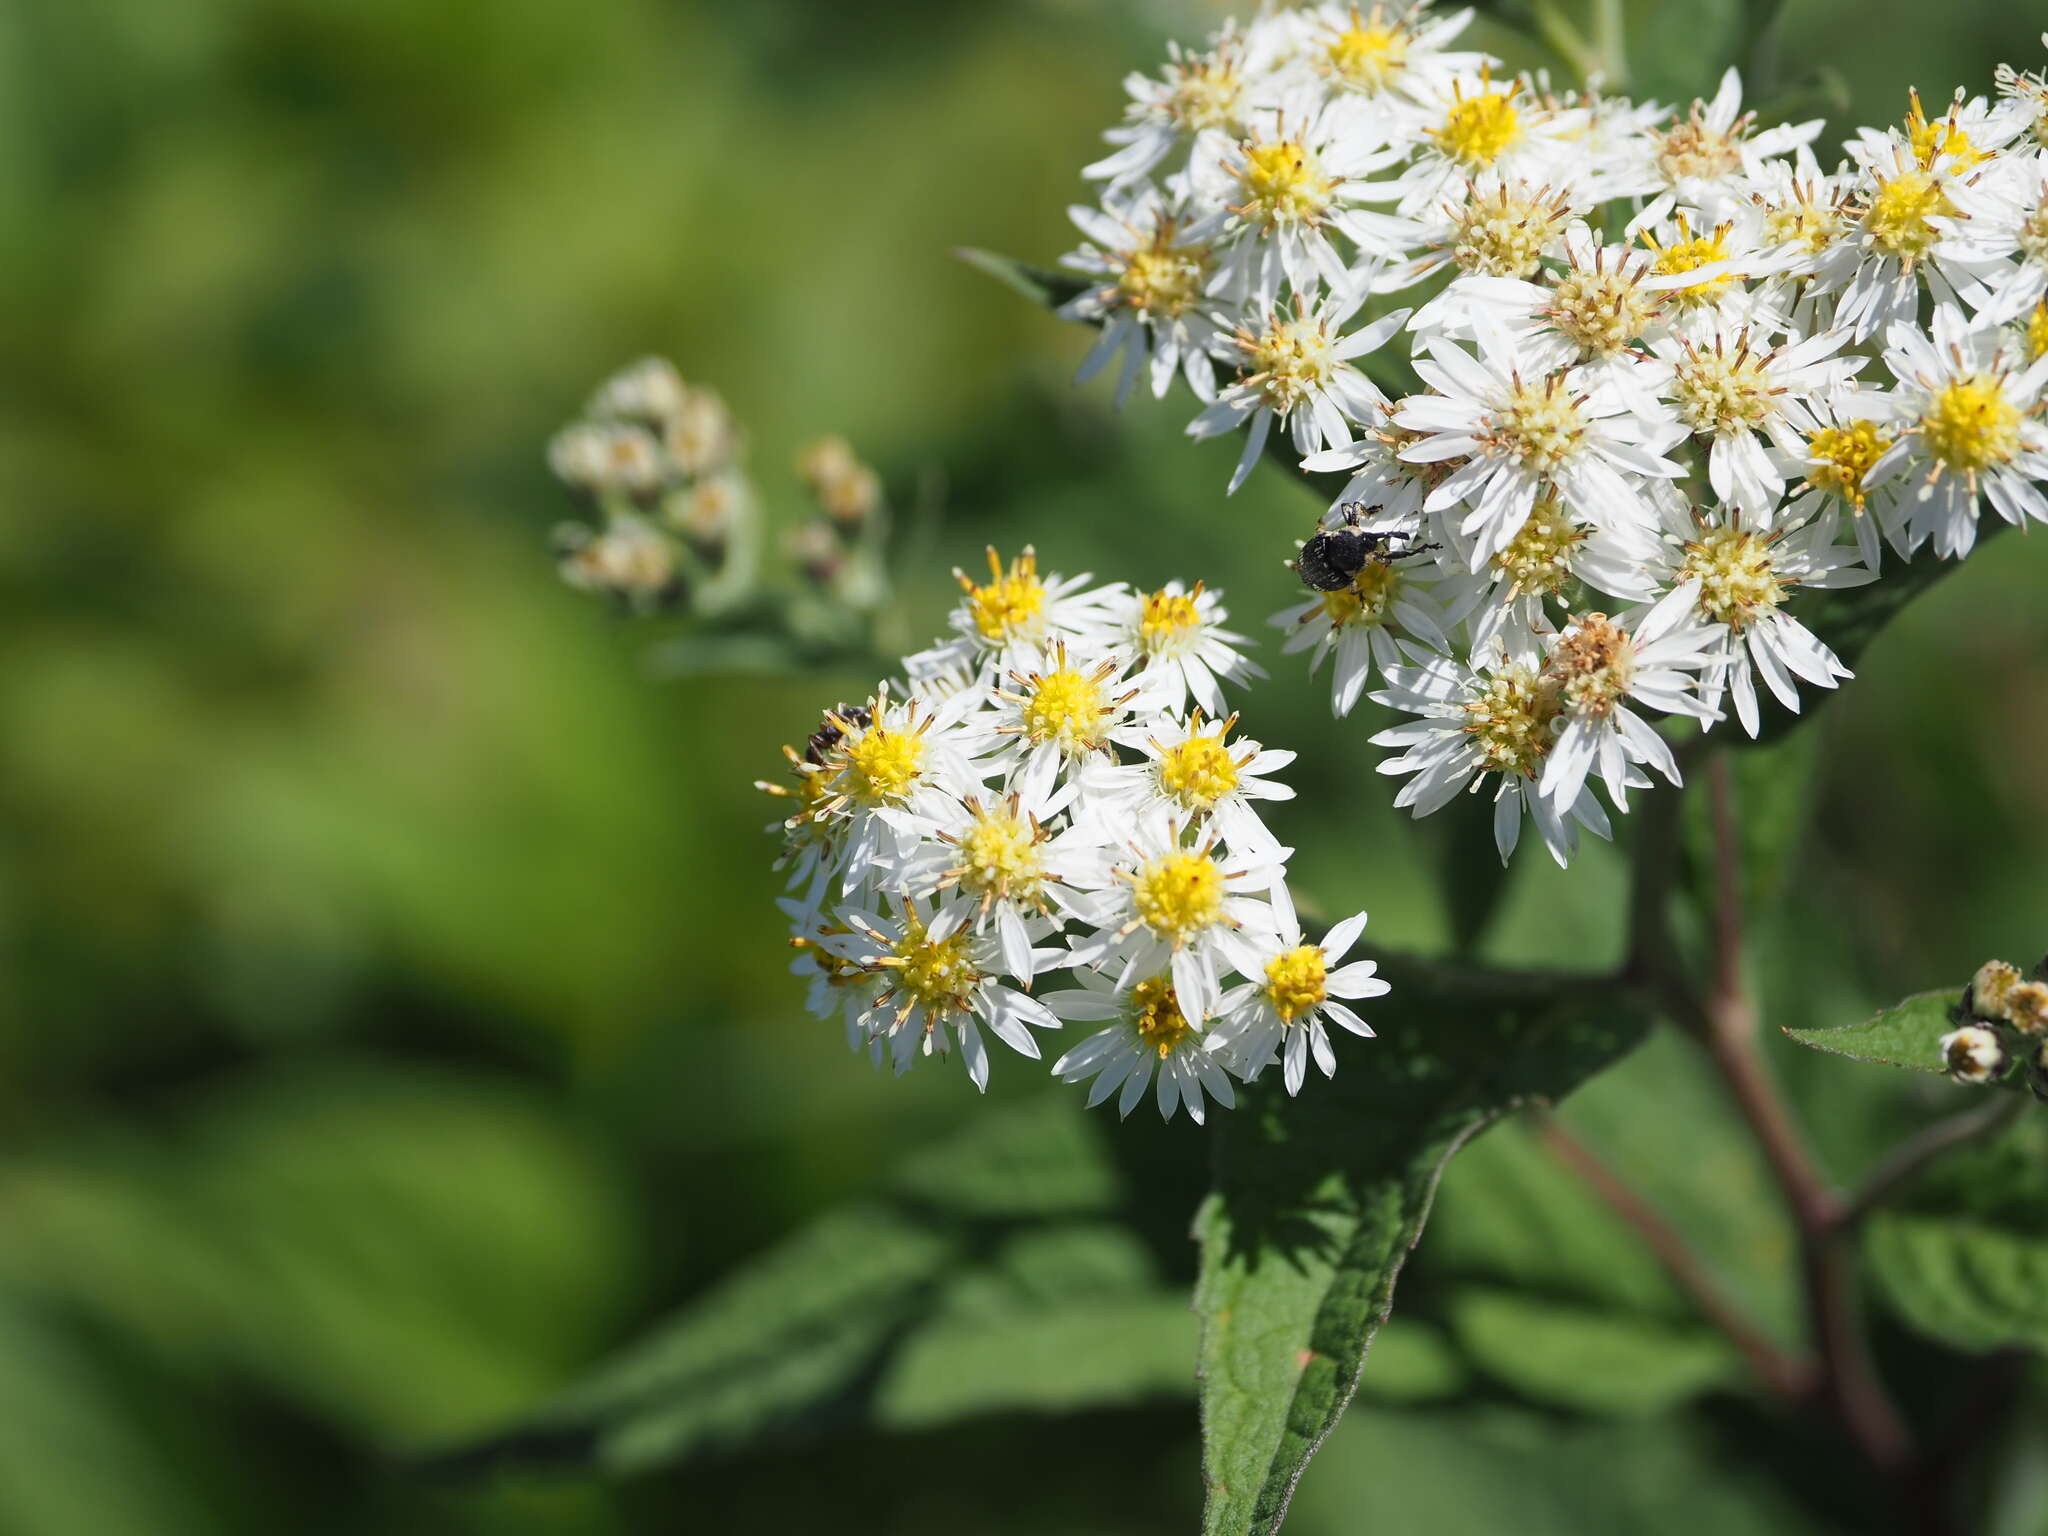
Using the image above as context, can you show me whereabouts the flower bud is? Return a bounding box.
[555,516,683,610]
[550,422,665,499]
[2003,980,2048,1037]
[1969,959,2022,1020]
[590,356,688,424]
[1938,1024,2011,1086]
[664,389,741,478]
[667,468,752,559]
[784,521,844,587]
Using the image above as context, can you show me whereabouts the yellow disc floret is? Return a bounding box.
[1487,375,1589,472]
[1920,375,2020,475]
[1323,6,1409,92]
[1431,79,1522,168]
[1165,54,1244,133]
[1644,216,1737,308]
[1862,171,1954,266]
[1116,235,1211,320]
[1129,975,1196,1057]
[956,802,1045,903]
[1670,338,1776,435]
[960,547,1046,642]
[1805,419,1892,511]
[1905,89,1985,170]
[1450,184,1571,279]
[1019,664,1112,754]
[1131,851,1226,941]
[1494,497,1586,597]
[885,914,980,1019]
[1264,945,1329,1023]
[1234,139,1336,229]
[838,718,927,807]
[1238,311,1338,413]
[1547,613,1636,718]
[1681,526,1786,629]
[1319,558,1401,627]
[2027,301,2048,362]
[1462,663,1561,779]
[1156,731,1241,811]
[1138,586,1204,653]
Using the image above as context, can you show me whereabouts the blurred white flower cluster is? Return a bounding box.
[1059,8,2048,863]
[760,548,1387,1120]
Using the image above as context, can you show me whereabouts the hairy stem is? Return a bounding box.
[1537,1114,1814,1402]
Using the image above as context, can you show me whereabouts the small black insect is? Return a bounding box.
[1294,504,1438,592]
[805,703,873,764]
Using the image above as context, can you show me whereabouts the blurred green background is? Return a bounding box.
[1,1,2045,1532]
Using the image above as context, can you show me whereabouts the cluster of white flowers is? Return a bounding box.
[1059,7,2048,863]
[759,548,1387,1120]
[1940,956,2048,1089]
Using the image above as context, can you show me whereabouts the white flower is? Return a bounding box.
[1061,818,1285,1020]
[1271,537,1454,716]
[1370,648,1615,866]
[1537,604,1719,813]
[1622,69,1823,226]
[810,685,988,892]
[1215,909,1384,1093]
[816,897,1062,1089]
[1868,304,2048,558]
[1086,710,1296,860]
[1648,500,1871,737]
[1046,967,1239,1122]
[1827,134,2008,341]
[1115,579,1265,717]
[1396,323,1684,561]
[975,643,1149,803]
[1061,186,1232,404]
[1191,293,1411,493]
[905,546,1122,680]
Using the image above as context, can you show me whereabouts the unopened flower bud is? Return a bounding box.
[2004,980,2048,1037]
[551,422,665,499]
[1938,1025,2011,1086]
[664,389,741,477]
[668,468,751,557]
[798,435,860,489]
[784,521,844,587]
[1969,959,2022,1020]
[556,516,683,610]
[591,356,688,424]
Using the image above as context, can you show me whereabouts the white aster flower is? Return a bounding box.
[1537,604,1719,813]
[1115,579,1265,717]
[1087,710,1296,860]
[1623,69,1824,226]
[1272,539,1454,716]
[977,642,1148,804]
[1868,304,2048,557]
[810,685,988,892]
[1046,967,1238,1123]
[1061,185,1232,404]
[1215,908,1384,1093]
[906,546,1122,680]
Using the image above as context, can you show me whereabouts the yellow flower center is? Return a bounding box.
[1921,375,2021,474]
[1118,241,1210,318]
[1863,171,1954,264]
[1167,58,1243,133]
[1494,497,1585,597]
[2027,300,2048,362]
[1241,313,1337,413]
[1906,91,1986,170]
[1671,342,1776,435]
[1546,613,1636,717]
[1681,527,1785,629]
[1463,663,1561,779]
[1547,265,1659,356]
[1645,219,1736,308]
[1138,588,1203,653]
[889,916,979,1017]
[1156,733,1241,811]
[1431,85,1522,168]
[1319,558,1400,627]
[960,547,1045,641]
[1451,185,1570,279]
[1131,851,1226,941]
[1235,139,1337,229]
[1805,420,1892,511]
[1020,666,1111,753]
[1325,8,1408,91]
[1761,194,1844,255]
[1656,114,1744,183]
[1129,974,1195,1057]
[957,805,1044,901]
[1487,376,1589,472]
[839,725,926,806]
[1264,945,1328,1023]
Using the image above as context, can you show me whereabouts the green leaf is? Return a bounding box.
[1865,1113,2048,1355]
[1193,956,1651,1536]
[1784,985,2024,1088]
[954,246,1092,311]
[439,1095,1199,1475]
[1447,1287,1737,1416]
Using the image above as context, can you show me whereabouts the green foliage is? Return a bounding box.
[1447,1288,1736,1416]
[1865,1113,2048,1354]
[1784,987,2022,1086]
[1192,956,1651,1536]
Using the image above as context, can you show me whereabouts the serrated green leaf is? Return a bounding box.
[1447,1287,1737,1416]
[1193,956,1650,1536]
[1864,1113,2048,1355]
[1784,986,2023,1088]
[437,1096,1200,1475]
